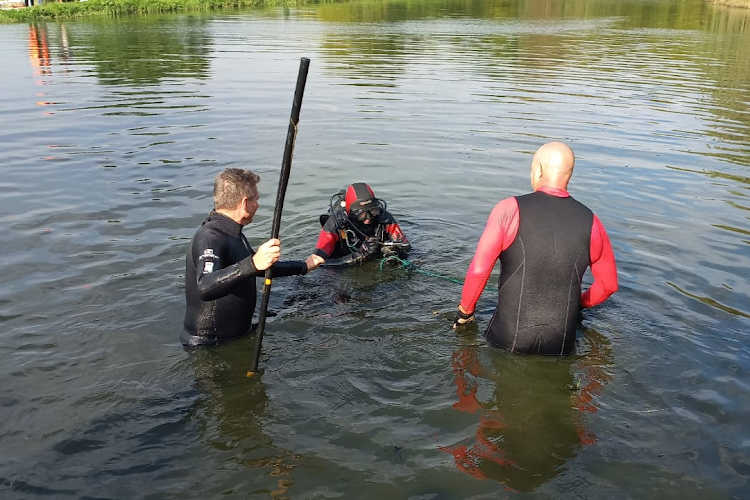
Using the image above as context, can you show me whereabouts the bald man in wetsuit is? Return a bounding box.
[454,142,618,355]
[182,168,321,346]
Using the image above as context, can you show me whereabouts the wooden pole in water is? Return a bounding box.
[248,57,310,377]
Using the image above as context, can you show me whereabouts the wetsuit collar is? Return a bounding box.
[205,210,244,236]
[536,186,570,198]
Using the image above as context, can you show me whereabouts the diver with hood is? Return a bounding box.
[309,182,411,267]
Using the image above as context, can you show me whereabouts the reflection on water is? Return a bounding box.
[28,24,50,76]
[1,0,750,498]
[442,326,611,492]
[72,17,212,86]
[189,347,299,499]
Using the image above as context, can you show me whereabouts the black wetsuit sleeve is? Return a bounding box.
[193,233,257,302]
[322,248,371,266]
[322,253,358,267]
[267,261,308,278]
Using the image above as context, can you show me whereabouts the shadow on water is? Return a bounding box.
[439,324,612,492]
[278,260,414,322]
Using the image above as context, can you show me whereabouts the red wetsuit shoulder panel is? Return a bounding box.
[460,197,520,314]
[315,229,339,259]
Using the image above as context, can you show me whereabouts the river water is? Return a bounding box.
[1,0,749,498]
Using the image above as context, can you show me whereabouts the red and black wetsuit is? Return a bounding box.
[182,211,307,346]
[460,186,618,355]
[313,210,409,265]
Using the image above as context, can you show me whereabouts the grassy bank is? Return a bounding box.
[0,0,324,21]
[711,0,750,7]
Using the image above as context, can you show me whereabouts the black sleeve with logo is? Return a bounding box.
[191,230,258,302]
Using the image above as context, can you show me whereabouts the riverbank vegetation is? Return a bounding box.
[0,0,324,22]
[711,0,750,8]
[2,0,749,22]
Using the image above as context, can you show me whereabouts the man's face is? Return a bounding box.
[350,199,381,226]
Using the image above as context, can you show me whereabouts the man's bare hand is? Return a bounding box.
[252,238,281,271]
[305,254,325,272]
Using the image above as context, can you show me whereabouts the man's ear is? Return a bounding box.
[535,162,544,180]
[531,162,543,183]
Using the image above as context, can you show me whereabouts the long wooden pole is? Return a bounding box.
[248,57,310,377]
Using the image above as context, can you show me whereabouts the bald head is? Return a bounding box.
[530,142,575,191]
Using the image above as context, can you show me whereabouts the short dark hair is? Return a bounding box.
[213,168,260,210]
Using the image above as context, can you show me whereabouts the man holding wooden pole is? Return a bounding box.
[181,167,321,347]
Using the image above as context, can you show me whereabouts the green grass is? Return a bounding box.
[0,0,330,21]
[711,0,750,7]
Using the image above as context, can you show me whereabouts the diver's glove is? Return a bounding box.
[382,240,411,258]
[452,306,476,329]
[361,237,382,256]
[349,238,381,265]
